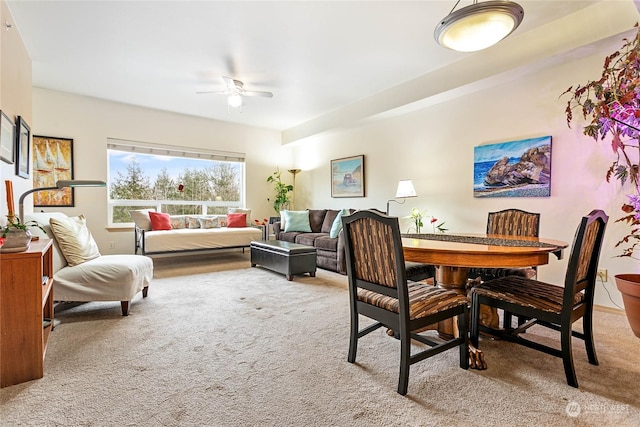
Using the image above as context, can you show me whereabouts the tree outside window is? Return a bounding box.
[108,150,243,224]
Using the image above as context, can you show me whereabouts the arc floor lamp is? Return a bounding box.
[19,180,106,221]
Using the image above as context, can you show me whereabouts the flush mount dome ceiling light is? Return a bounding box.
[434,0,524,52]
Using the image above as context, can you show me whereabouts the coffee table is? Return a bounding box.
[250,240,317,281]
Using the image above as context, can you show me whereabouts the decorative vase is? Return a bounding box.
[1,229,31,252]
[614,274,640,338]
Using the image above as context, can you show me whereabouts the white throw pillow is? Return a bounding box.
[279,210,286,230]
[128,209,155,230]
[49,214,101,267]
[228,208,252,226]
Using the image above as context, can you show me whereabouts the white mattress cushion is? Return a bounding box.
[54,254,153,302]
[144,227,262,253]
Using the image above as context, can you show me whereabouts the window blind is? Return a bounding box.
[106,137,245,162]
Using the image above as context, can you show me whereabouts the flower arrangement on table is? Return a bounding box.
[404,207,447,234]
[254,218,269,227]
[562,24,640,259]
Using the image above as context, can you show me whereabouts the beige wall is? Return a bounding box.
[31,88,283,255]
[0,0,32,217]
[289,48,633,310]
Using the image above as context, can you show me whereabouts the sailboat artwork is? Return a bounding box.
[32,136,75,207]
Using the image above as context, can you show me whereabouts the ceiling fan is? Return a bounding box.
[197,76,273,108]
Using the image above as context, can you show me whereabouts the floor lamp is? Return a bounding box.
[386,179,417,215]
[19,180,106,221]
[288,169,301,210]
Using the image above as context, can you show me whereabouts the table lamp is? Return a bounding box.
[386,179,417,215]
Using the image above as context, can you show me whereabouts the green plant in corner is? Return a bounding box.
[266,168,293,213]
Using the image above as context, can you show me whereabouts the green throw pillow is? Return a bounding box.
[283,210,312,233]
[330,208,350,238]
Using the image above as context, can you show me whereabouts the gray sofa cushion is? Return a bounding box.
[314,235,338,252]
[295,232,326,247]
[308,209,327,233]
[278,231,303,243]
[321,210,341,233]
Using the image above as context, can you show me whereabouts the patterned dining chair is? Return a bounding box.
[469,210,608,388]
[468,208,541,282]
[342,209,469,395]
[468,208,540,328]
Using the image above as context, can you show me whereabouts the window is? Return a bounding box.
[107,138,245,226]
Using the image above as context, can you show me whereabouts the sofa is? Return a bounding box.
[274,208,436,281]
[131,209,264,256]
[273,209,351,274]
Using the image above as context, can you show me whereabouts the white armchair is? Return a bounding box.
[26,212,153,316]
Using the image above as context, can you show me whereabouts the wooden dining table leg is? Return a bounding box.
[435,265,468,337]
[435,265,487,370]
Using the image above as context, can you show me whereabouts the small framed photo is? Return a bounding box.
[331,155,365,198]
[0,111,14,164]
[15,116,31,179]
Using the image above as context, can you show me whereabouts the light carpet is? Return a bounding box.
[1,252,638,426]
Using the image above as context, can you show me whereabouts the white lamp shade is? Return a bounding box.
[395,180,417,198]
[435,1,524,52]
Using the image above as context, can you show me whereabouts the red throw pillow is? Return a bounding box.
[149,212,172,231]
[227,213,247,228]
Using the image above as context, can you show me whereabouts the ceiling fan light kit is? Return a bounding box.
[434,0,524,52]
[228,93,243,108]
[197,76,273,111]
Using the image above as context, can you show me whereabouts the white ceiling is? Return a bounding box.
[4,1,623,139]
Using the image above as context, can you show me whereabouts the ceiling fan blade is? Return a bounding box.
[221,76,237,92]
[243,90,274,98]
[196,90,227,95]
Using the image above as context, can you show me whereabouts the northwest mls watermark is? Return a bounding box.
[565,401,630,418]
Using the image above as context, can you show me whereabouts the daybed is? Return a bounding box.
[131,209,264,256]
[26,212,153,316]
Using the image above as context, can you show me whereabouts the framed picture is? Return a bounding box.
[15,116,31,179]
[32,136,75,208]
[331,155,365,198]
[473,136,552,198]
[0,111,14,164]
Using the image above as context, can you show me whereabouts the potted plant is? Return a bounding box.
[266,168,293,214]
[1,217,47,252]
[562,24,640,337]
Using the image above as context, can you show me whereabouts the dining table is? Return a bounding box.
[401,232,569,369]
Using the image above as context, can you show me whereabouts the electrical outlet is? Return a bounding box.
[596,268,608,282]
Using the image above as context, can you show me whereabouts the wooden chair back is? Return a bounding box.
[486,209,540,237]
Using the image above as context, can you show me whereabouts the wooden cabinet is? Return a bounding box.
[0,239,54,388]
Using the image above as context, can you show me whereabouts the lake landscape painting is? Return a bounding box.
[473,136,551,198]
